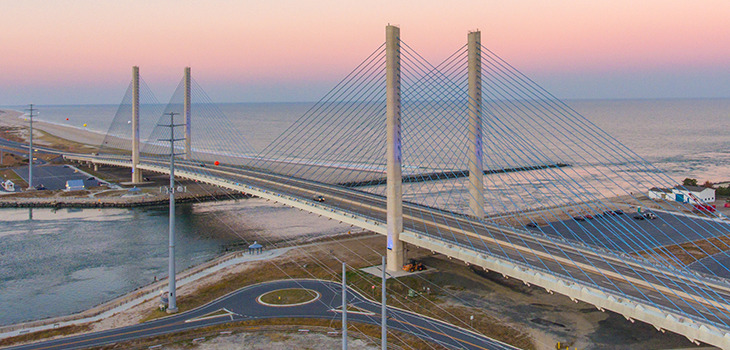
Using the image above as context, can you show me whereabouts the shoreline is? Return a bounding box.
[0,108,107,148]
[0,247,292,338]
[0,231,373,341]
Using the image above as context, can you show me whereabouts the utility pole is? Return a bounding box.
[184,67,192,160]
[160,111,184,313]
[342,262,348,350]
[131,66,142,183]
[381,255,387,349]
[26,104,35,190]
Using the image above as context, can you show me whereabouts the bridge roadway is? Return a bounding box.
[67,155,730,348]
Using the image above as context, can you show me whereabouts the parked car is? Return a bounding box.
[614,210,625,215]
[643,212,657,220]
[573,216,585,222]
[526,222,539,228]
[633,215,645,220]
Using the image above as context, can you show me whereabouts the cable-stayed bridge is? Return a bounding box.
[66,26,730,348]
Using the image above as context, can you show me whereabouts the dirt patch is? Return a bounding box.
[635,234,730,267]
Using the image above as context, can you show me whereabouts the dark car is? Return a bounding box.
[573,216,586,222]
[35,184,46,191]
[614,210,625,215]
[526,222,539,228]
[313,195,325,202]
[603,210,616,216]
[633,215,645,220]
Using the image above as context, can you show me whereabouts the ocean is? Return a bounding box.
[5,98,729,182]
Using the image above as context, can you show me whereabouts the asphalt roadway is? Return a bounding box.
[56,154,730,346]
[4,279,517,350]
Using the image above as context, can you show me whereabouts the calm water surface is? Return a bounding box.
[0,200,350,326]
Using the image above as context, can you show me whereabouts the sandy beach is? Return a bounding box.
[0,108,105,149]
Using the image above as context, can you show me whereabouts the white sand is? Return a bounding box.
[0,109,105,147]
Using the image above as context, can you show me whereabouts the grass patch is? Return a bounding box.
[0,168,26,187]
[35,129,97,154]
[259,288,318,305]
[0,324,92,347]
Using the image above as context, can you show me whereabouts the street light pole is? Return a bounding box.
[342,262,348,350]
[27,104,35,190]
[381,255,387,350]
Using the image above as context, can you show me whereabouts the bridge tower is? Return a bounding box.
[131,66,143,183]
[386,25,405,272]
[467,31,485,218]
[184,67,192,160]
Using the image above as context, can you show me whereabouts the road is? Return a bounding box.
[174,160,730,321]
[62,154,730,346]
[3,280,517,350]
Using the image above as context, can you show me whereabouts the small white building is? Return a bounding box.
[65,179,85,191]
[648,187,673,201]
[673,185,715,204]
[648,185,716,204]
[2,180,15,192]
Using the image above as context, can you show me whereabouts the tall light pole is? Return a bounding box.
[26,104,35,190]
[160,111,183,313]
[342,262,348,350]
[381,256,387,349]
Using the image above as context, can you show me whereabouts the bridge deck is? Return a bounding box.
[67,154,730,347]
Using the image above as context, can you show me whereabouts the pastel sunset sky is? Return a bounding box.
[2,0,729,105]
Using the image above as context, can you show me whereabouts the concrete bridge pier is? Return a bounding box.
[385,25,404,272]
[467,31,485,219]
[131,66,143,184]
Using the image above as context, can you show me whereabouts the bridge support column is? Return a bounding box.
[467,31,485,218]
[131,66,142,183]
[184,67,192,160]
[385,25,404,272]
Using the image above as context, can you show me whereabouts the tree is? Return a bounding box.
[683,178,698,187]
[702,180,714,188]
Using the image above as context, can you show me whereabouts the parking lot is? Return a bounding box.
[13,165,103,191]
[528,209,730,254]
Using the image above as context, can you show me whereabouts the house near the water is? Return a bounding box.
[648,185,715,204]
